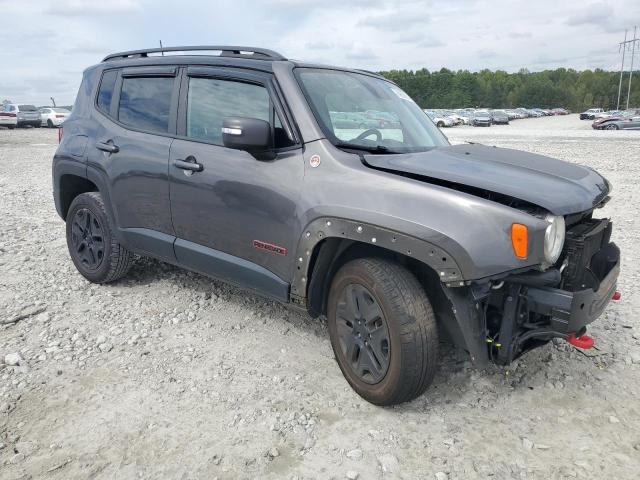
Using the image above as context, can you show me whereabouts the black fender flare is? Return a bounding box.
[84,164,124,243]
[290,217,465,298]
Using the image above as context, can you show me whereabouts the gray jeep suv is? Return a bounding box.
[52,46,620,405]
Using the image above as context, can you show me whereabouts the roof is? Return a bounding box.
[100,45,388,80]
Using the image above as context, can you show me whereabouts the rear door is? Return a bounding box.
[168,67,302,299]
[86,66,179,261]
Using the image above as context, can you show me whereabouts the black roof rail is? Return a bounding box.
[102,46,287,62]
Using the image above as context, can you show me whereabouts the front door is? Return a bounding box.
[169,68,303,299]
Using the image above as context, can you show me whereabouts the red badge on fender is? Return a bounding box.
[253,240,288,256]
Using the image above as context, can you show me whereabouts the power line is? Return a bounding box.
[618,26,639,110]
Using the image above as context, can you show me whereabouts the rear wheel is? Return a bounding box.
[327,258,438,406]
[437,121,444,128]
[66,192,134,283]
[605,124,619,130]
[47,119,54,128]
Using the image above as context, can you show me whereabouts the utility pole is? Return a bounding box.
[626,26,637,110]
[617,29,627,110]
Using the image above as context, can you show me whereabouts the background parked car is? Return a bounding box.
[39,107,71,127]
[0,104,18,129]
[490,109,509,124]
[471,110,492,126]
[424,110,454,127]
[329,111,378,129]
[580,108,604,120]
[594,110,621,120]
[14,104,42,127]
[592,111,640,130]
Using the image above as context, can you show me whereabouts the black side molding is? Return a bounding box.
[174,239,290,302]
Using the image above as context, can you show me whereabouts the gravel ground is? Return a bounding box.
[1,115,639,480]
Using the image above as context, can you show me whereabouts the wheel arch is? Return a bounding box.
[58,174,98,219]
[301,229,489,366]
[294,218,464,316]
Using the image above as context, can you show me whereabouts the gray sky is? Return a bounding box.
[1,0,638,105]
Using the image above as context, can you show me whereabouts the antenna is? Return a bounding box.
[159,40,164,56]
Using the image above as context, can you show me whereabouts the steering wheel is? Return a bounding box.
[355,128,382,142]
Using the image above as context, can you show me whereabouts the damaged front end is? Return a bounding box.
[441,215,621,366]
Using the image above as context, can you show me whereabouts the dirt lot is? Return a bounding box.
[1,115,639,480]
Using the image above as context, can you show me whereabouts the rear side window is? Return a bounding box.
[186,78,269,145]
[97,70,118,114]
[118,77,173,133]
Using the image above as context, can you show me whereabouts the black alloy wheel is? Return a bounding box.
[335,283,391,384]
[70,207,105,271]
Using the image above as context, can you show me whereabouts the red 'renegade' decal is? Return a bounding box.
[253,240,288,256]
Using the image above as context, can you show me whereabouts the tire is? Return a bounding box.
[437,121,444,128]
[327,258,438,406]
[66,192,134,283]
[605,124,619,130]
[47,119,54,128]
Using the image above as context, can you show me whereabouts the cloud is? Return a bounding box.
[305,41,333,50]
[418,37,444,48]
[2,0,639,104]
[477,49,498,59]
[46,0,142,16]
[566,2,613,26]
[508,32,532,39]
[360,10,431,31]
[345,47,378,61]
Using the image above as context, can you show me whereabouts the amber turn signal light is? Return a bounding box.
[511,223,528,259]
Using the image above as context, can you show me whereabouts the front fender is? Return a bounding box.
[290,216,465,298]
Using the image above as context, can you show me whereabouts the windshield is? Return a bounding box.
[53,108,70,113]
[19,105,37,111]
[296,68,448,153]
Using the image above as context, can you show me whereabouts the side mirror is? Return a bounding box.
[222,117,272,155]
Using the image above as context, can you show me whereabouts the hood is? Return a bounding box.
[363,144,609,215]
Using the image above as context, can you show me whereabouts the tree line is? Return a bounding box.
[379,68,640,111]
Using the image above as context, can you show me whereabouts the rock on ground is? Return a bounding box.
[0,118,639,478]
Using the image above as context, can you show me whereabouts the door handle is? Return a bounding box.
[96,141,119,154]
[174,158,203,172]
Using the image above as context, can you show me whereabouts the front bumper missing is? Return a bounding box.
[526,260,620,334]
[443,240,620,367]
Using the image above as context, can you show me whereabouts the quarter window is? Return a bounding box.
[118,77,174,133]
[97,70,118,114]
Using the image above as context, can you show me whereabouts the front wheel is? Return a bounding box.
[66,192,134,283]
[327,258,438,406]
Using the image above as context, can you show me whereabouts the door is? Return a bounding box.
[169,68,303,299]
[87,67,179,260]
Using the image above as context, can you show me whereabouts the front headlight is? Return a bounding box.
[543,214,565,264]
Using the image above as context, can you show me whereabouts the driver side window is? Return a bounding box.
[186,77,294,148]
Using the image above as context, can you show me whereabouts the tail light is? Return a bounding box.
[58,126,64,143]
[55,114,65,118]
[0,112,17,117]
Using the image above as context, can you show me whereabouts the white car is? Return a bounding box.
[424,110,454,127]
[40,107,71,127]
[0,104,18,129]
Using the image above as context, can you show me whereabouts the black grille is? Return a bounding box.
[560,218,614,291]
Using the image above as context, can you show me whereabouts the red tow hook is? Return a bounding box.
[612,291,621,301]
[566,334,595,349]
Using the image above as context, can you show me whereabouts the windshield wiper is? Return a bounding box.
[335,141,397,154]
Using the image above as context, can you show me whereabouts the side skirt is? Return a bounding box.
[119,228,291,303]
[174,238,290,302]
